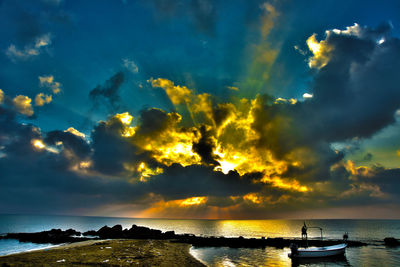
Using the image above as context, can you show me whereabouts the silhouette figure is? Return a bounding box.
[301,222,308,240]
[343,232,348,241]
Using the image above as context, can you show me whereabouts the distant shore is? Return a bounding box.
[0,239,205,266]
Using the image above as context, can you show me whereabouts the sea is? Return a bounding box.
[0,215,399,266]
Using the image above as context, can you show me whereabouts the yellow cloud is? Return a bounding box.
[113,112,136,137]
[306,33,333,69]
[149,78,192,105]
[226,86,239,91]
[135,162,164,182]
[13,95,34,116]
[31,138,59,154]
[180,196,208,206]
[114,79,311,193]
[39,75,61,94]
[65,127,86,139]
[35,93,52,106]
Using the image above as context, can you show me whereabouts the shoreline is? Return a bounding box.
[0,239,205,266]
[0,240,109,257]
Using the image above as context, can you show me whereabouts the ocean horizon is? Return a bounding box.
[0,214,399,266]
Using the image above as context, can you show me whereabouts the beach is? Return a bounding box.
[0,239,205,266]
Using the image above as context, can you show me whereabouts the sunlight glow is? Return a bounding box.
[115,112,133,125]
[137,162,164,182]
[32,139,45,150]
[180,197,208,206]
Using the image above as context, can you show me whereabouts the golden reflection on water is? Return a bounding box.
[215,220,299,238]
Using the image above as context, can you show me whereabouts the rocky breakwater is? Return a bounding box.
[0,229,87,244]
[1,224,370,248]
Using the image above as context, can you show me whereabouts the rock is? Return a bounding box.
[97,225,123,239]
[384,237,400,246]
[164,231,175,239]
[82,230,97,236]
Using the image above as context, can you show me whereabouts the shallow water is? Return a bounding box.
[0,215,399,266]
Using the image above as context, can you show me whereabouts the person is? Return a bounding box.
[343,232,348,241]
[301,222,307,240]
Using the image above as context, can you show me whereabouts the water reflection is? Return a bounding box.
[192,245,400,267]
[290,255,351,267]
[214,220,300,238]
[191,246,352,267]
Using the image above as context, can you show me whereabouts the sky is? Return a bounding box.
[1,0,400,219]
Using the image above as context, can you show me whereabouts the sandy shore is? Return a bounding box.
[0,239,205,266]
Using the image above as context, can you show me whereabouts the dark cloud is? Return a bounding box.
[192,125,219,166]
[90,117,139,175]
[369,168,400,198]
[89,72,125,113]
[304,23,400,142]
[212,103,235,127]
[45,130,91,159]
[143,164,262,200]
[136,108,180,137]
[247,23,400,184]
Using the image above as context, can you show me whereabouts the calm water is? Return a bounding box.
[0,214,399,266]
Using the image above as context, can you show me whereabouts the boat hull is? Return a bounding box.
[289,243,347,258]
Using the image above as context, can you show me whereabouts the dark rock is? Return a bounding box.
[2,229,91,244]
[384,237,400,246]
[82,230,98,236]
[97,225,124,239]
[65,229,81,236]
[164,231,175,239]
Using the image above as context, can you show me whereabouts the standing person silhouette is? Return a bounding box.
[301,221,308,240]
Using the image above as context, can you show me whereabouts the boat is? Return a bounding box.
[288,222,348,258]
[288,243,347,258]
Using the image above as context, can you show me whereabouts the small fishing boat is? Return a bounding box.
[288,222,348,258]
[288,243,347,258]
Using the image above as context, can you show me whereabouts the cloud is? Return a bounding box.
[89,72,125,113]
[35,93,52,106]
[6,33,52,62]
[45,130,91,159]
[302,22,400,141]
[141,164,263,200]
[149,77,192,105]
[192,125,219,166]
[12,95,34,116]
[226,86,239,91]
[39,75,62,94]
[2,20,400,218]
[65,127,86,139]
[122,58,139,73]
[306,33,333,69]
